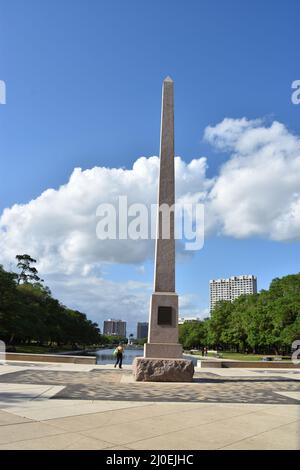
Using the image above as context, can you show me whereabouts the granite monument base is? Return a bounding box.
[144,342,182,359]
[133,357,194,382]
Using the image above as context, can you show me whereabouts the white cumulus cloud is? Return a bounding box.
[0,155,209,275]
[1,117,300,326]
[205,118,300,240]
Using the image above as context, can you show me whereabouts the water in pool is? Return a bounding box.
[95,348,143,365]
[95,348,197,365]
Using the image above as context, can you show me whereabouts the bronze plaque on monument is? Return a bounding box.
[157,306,173,325]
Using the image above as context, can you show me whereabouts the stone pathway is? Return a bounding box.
[1,367,299,404]
[0,361,299,449]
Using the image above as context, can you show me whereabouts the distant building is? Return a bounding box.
[178,317,201,325]
[210,275,257,311]
[103,319,126,337]
[136,322,148,339]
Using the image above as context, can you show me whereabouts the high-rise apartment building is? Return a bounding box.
[209,275,257,311]
[103,319,126,337]
[136,322,149,340]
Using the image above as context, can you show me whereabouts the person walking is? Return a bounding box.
[114,343,124,369]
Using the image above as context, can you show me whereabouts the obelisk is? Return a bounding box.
[133,77,194,381]
[144,76,182,359]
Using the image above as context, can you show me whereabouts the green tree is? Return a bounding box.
[0,265,20,343]
[207,273,300,355]
[0,261,101,349]
[179,320,209,349]
[208,300,233,349]
[16,254,43,285]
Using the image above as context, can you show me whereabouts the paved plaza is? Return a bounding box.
[0,361,299,449]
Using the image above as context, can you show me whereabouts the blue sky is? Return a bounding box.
[1,0,300,333]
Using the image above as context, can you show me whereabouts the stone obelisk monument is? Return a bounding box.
[133,77,194,382]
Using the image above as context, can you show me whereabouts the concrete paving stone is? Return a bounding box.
[9,404,110,421]
[221,421,300,450]
[7,400,151,421]
[135,402,204,413]
[0,366,26,376]
[0,384,47,393]
[38,403,266,433]
[102,403,208,424]
[0,384,65,409]
[36,385,66,399]
[4,362,95,372]
[0,409,32,426]
[112,403,200,419]
[4,399,95,411]
[0,421,68,445]
[42,406,155,432]
[105,445,133,450]
[0,432,107,450]
[261,405,300,419]
[64,435,116,450]
[136,415,196,435]
[4,403,126,421]
[148,404,265,428]
[126,429,212,450]
[81,419,170,445]
[275,391,300,401]
[209,410,296,442]
[126,413,296,451]
[198,369,259,377]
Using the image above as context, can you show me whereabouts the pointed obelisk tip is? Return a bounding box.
[164,75,173,83]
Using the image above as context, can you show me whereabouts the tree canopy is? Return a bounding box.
[1,255,299,354]
[0,260,101,348]
[179,273,300,355]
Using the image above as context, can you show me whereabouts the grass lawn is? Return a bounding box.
[11,344,80,354]
[190,351,291,361]
[13,345,54,354]
[210,352,265,361]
